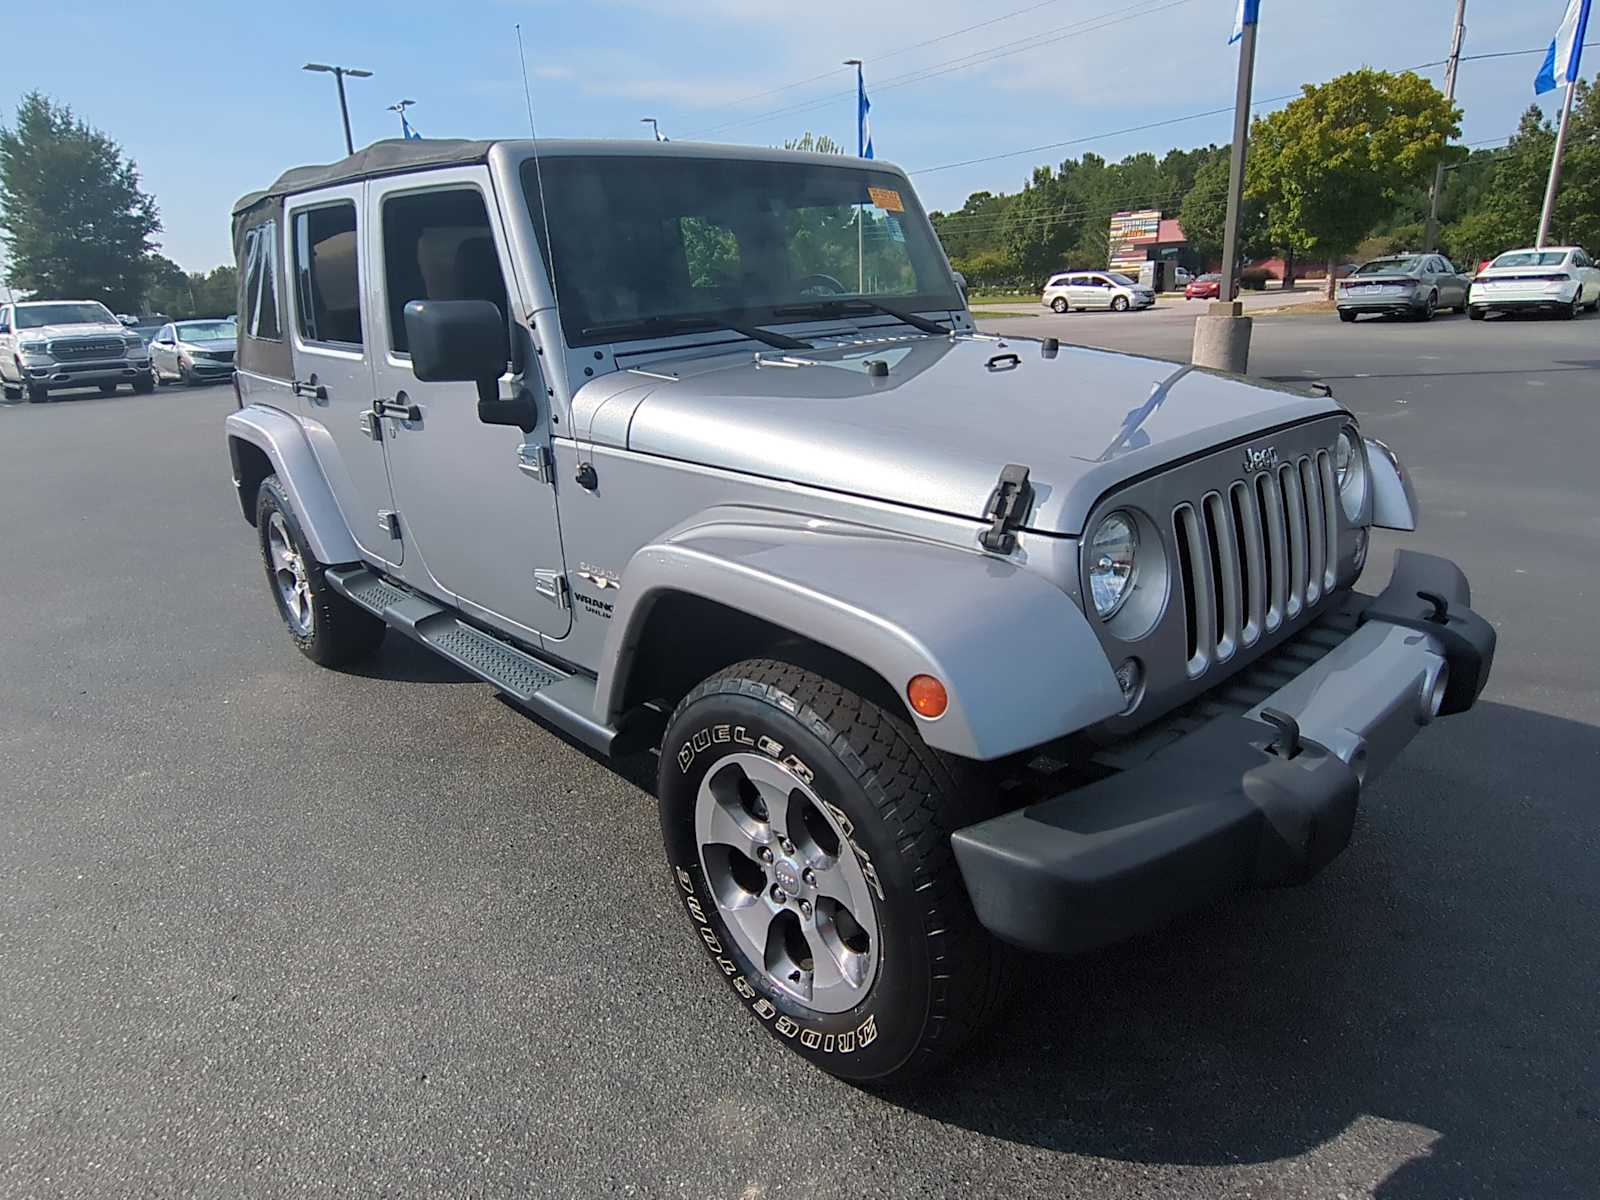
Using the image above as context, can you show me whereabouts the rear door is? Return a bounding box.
[367,168,569,642]
[283,184,401,569]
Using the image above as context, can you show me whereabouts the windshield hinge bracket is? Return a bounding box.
[979,464,1033,555]
[517,444,553,484]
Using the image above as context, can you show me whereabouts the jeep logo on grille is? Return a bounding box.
[1242,446,1279,474]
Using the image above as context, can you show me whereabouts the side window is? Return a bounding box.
[1067,275,1086,287]
[292,202,363,347]
[241,222,282,341]
[1093,276,1111,289]
[381,188,507,355]
[0,307,10,333]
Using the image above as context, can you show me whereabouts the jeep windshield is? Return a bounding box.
[521,154,962,347]
[16,302,117,329]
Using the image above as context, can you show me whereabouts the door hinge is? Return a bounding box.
[360,410,383,441]
[516,444,553,483]
[377,509,402,539]
[534,568,569,608]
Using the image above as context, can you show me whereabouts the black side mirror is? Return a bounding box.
[404,299,536,431]
[404,299,507,384]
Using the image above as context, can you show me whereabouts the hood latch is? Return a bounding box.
[979,464,1033,554]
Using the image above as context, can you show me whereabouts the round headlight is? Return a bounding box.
[1088,510,1139,619]
[1335,428,1368,521]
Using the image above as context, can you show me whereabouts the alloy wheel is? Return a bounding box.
[266,511,314,636]
[694,752,881,1014]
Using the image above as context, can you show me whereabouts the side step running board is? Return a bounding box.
[325,566,647,756]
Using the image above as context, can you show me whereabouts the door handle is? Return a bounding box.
[292,378,328,402]
[374,396,421,422]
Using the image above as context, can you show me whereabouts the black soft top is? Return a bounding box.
[232,138,496,215]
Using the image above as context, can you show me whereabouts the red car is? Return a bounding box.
[1185,273,1223,299]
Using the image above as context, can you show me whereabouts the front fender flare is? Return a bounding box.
[598,509,1125,761]
[1366,437,1418,531]
[225,405,359,565]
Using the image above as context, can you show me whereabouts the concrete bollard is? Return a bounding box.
[1192,300,1252,374]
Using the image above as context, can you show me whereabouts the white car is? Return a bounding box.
[1468,247,1600,321]
[1041,271,1156,314]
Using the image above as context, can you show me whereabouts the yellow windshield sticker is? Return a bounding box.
[868,186,905,213]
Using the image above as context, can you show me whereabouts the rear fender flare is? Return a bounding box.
[225,405,359,565]
[597,508,1125,761]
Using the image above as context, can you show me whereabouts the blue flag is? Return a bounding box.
[1230,0,1260,43]
[401,111,422,140]
[855,64,874,160]
[1535,0,1591,94]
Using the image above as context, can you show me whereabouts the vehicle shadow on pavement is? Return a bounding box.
[880,701,1599,1199]
[345,635,476,685]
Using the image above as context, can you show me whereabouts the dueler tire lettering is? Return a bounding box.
[657,658,1014,1083]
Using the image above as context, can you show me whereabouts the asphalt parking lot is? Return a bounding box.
[3,312,1597,1198]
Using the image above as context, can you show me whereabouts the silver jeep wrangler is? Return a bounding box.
[224,138,1495,1083]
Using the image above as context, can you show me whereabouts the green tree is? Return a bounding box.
[1246,69,1462,296]
[0,92,160,309]
[783,132,844,155]
[1178,152,1267,264]
[1000,165,1080,283]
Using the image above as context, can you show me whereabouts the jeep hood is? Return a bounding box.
[620,335,1339,536]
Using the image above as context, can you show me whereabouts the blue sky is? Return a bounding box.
[2,0,1588,272]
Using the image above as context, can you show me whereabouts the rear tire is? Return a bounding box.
[255,474,385,668]
[1338,309,1358,323]
[1050,297,1068,313]
[1468,306,1486,321]
[1557,299,1579,321]
[1416,291,1437,322]
[658,658,1013,1084]
[133,372,155,395]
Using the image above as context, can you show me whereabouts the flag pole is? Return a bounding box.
[845,59,866,294]
[1537,80,1578,248]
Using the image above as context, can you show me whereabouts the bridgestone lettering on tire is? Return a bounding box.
[657,658,1012,1083]
[255,474,385,668]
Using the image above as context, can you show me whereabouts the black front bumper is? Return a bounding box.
[952,551,1496,955]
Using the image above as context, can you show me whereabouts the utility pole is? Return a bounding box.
[303,63,373,156]
[1195,1,1259,373]
[1538,81,1579,247]
[1423,0,1467,252]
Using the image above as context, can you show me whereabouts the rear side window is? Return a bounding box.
[292,202,363,346]
[241,221,282,341]
[380,188,507,355]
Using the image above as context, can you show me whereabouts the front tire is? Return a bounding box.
[658,659,1012,1084]
[1111,295,1130,312]
[255,474,385,667]
[25,383,48,403]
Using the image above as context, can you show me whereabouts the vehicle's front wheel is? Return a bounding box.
[255,474,386,667]
[658,659,1012,1084]
[25,383,48,403]
[1050,297,1068,313]
[1111,295,1130,312]
[98,383,119,396]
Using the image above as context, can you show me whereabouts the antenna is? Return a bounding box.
[516,23,559,310]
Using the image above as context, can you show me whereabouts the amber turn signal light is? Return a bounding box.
[907,674,949,719]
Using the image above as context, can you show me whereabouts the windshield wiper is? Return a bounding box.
[770,298,949,335]
[580,314,811,350]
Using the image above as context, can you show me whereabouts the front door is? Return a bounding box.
[366,169,569,643]
[283,184,401,569]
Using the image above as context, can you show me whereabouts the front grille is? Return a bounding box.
[48,338,126,359]
[1172,450,1339,679]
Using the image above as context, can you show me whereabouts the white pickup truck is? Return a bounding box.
[0,299,154,402]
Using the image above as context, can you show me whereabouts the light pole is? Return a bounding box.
[303,62,373,156]
[640,117,667,142]
[1423,0,1467,253]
